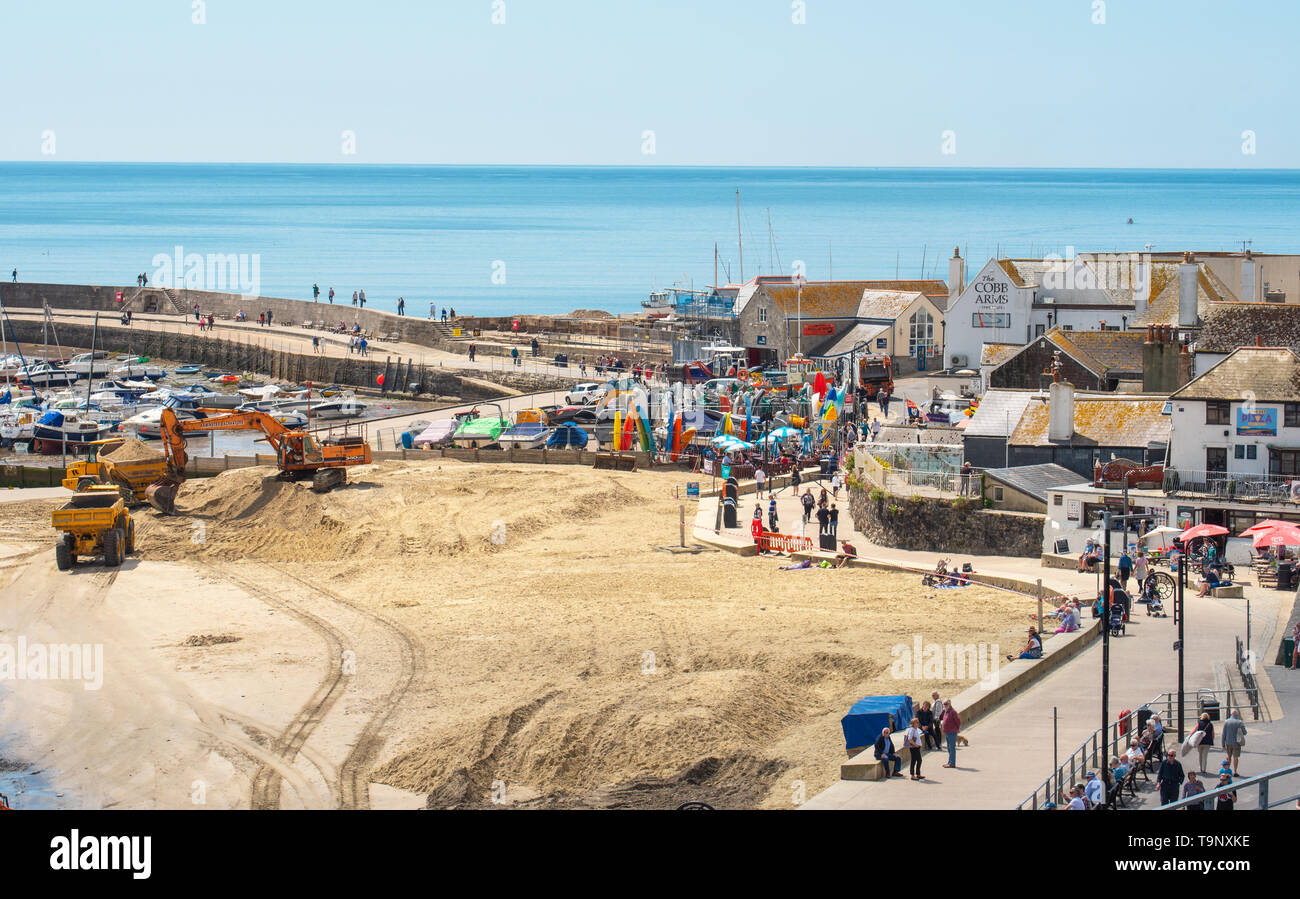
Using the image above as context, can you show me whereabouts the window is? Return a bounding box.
[1206,401,1230,425]
[1234,445,1257,460]
[1271,448,1300,477]
[909,308,935,356]
[991,486,1004,501]
[1206,447,1227,472]
[1286,403,1300,428]
[1034,324,1045,338]
[758,306,767,324]
[1053,494,1063,506]
[1061,325,1074,331]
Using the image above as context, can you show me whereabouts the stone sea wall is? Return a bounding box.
[847,484,1044,558]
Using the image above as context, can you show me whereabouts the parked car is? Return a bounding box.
[565,382,602,405]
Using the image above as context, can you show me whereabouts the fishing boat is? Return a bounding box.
[31,410,114,452]
[412,415,472,448]
[267,409,308,428]
[237,383,307,402]
[118,404,208,439]
[497,408,550,449]
[178,383,244,409]
[546,422,589,449]
[174,364,204,375]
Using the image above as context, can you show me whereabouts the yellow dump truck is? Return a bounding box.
[51,487,134,571]
[62,438,169,505]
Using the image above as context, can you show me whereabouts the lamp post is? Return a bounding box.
[793,272,807,356]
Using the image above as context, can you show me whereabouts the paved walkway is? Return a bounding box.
[695,476,1289,809]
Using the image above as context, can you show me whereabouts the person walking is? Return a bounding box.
[767,495,778,533]
[328,286,335,304]
[467,343,476,362]
[510,346,520,367]
[927,692,945,750]
[790,465,802,492]
[352,290,359,306]
[959,460,973,497]
[359,337,368,357]
[830,469,841,500]
[1133,550,1149,598]
[11,269,16,282]
[313,283,320,301]
[1221,709,1247,776]
[754,465,766,499]
[267,309,273,326]
[904,718,925,780]
[801,488,815,524]
[359,291,366,308]
[1118,549,1134,591]
[397,296,405,316]
[1192,712,1215,774]
[1156,749,1185,806]
[940,700,961,768]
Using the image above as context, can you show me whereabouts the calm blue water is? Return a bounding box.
[2,164,1298,316]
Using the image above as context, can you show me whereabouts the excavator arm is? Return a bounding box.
[148,407,294,513]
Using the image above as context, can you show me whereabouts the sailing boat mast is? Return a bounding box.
[714,242,718,287]
[736,189,744,283]
[767,208,774,275]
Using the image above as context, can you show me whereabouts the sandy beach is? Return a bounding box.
[0,460,1036,809]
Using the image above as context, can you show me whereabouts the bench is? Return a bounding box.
[1212,585,1244,598]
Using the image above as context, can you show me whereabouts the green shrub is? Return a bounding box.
[910,494,924,503]
[887,503,901,514]
[869,488,886,502]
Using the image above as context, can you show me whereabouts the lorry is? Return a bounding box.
[51,486,134,571]
[857,354,894,400]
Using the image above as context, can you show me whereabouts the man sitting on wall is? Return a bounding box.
[1077,539,1101,573]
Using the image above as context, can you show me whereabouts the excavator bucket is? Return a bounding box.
[145,478,180,514]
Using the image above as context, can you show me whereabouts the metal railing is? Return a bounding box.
[1236,636,1262,718]
[1155,760,1300,810]
[1164,469,1298,503]
[1018,685,1268,810]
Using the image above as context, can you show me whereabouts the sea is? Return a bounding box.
[2,164,1299,317]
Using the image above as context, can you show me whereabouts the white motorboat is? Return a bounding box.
[65,352,114,379]
[118,405,207,439]
[17,361,77,388]
[238,383,307,402]
[308,396,367,420]
[497,408,551,449]
[0,408,38,444]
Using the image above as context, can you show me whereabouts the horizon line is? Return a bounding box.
[0,160,1295,172]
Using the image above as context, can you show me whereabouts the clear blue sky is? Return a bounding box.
[3,0,1297,166]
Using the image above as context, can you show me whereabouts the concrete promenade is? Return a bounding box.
[694,478,1292,810]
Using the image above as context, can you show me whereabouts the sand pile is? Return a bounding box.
[134,461,648,563]
[102,437,165,463]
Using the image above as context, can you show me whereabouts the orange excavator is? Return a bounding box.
[145,406,372,513]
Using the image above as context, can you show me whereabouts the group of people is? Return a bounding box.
[874,692,964,780]
[348,335,369,356]
[134,272,149,287]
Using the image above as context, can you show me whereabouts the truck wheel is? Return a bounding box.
[55,542,73,571]
[104,529,123,567]
[125,519,136,555]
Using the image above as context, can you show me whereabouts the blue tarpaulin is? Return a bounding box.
[840,694,915,751]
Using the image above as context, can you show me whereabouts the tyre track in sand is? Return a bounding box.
[265,563,425,810]
[213,564,351,810]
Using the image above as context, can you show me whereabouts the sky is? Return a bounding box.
[2,0,1298,167]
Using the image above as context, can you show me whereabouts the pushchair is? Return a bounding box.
[1141,575,1167,617]
[1108,604,1126,636]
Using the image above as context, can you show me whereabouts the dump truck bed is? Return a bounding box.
[51,492,125,533]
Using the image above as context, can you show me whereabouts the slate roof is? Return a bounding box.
[964,389,1039,438]
[1008,395,1170,448]
[1194,303,1300,354]
[1045,328,1146,376]
[1133,261,1233,327]
[1170,346,1300,402]
[982,463,1089,502]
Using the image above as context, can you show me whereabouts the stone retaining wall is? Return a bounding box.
[848,484,1044,558]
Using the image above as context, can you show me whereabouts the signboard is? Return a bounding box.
[972,312,1011,328]
[802,322,835,337]
[1066,499,1081,522]
[756,335,766,345]
[1236,407,1276,436]
[452,327,462,337]
[686,482,700,497]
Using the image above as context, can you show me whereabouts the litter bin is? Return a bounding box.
[1277,562,1294,590]
[1198,692,1220,721]
[1281,636,1296,669]
[554,353,568,368]
[819,456,833,476]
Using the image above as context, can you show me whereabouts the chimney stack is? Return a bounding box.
[1241,250,1258,302]
[1178,252,1199,328]
[1048,380,1075,442]
[948,247,964,301]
